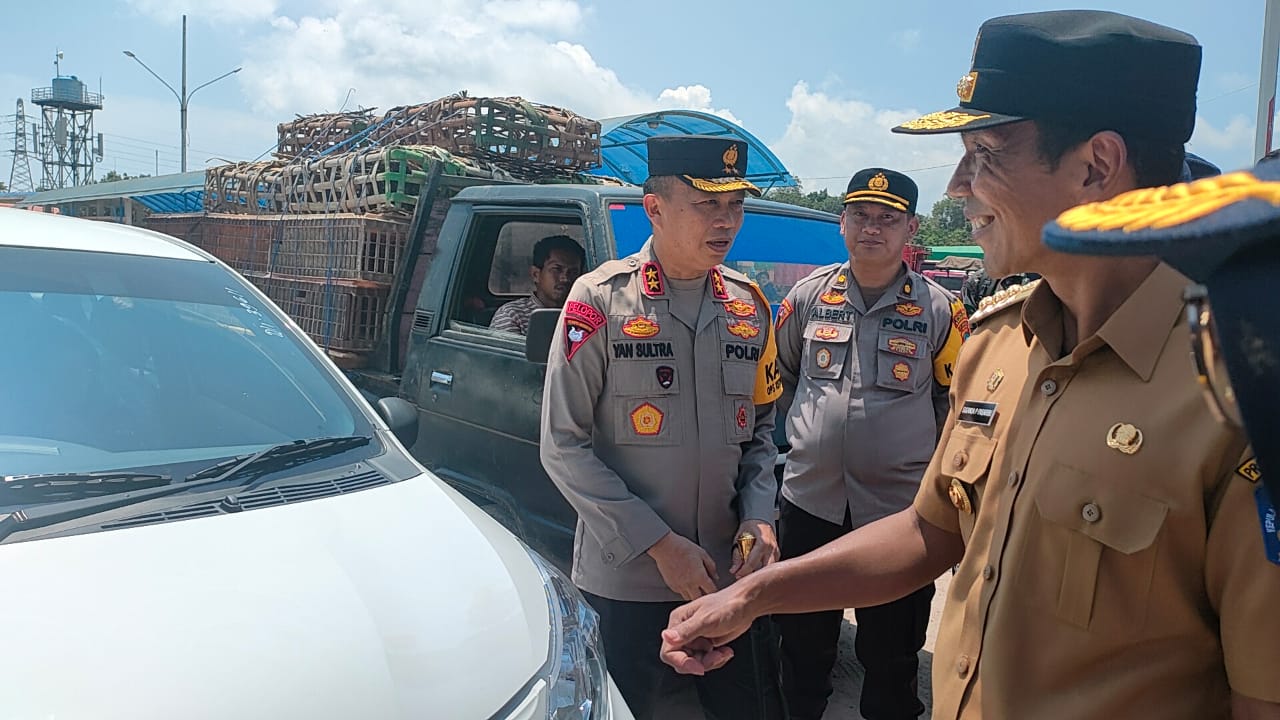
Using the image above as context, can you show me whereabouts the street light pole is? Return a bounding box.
[123,14,240,173]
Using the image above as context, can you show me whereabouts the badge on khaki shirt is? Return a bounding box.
[958,400,997,426]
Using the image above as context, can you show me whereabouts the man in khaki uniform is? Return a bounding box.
[541,135,785,720]
[657,11,1280,719]
[775,168,967,720]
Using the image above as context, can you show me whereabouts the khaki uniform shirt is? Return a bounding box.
[540,239,783,602]
[914,264,1280,718]
[779,262,967,528]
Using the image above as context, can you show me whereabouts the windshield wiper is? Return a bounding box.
[0,435,371,543]
[0,471,171,502]
[183,435,371,485]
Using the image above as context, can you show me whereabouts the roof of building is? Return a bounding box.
[592,110,797,191]
[16,171,205,212]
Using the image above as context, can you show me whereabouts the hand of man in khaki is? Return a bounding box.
[729,518,778,579]
[647,532,718,601]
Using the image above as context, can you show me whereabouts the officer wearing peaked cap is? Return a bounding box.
[772,167,968,720]
[659,10,1280,719]
[541,134,785,719]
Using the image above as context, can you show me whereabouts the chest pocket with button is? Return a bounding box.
[875,328,929,393]
[609,313,681,446]
[939,428,998,540]
[1014,460,1168,637]
[802,322,852,380]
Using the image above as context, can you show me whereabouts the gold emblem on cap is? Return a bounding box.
[1105,423,1143,455]
[722,144,740,175]
[868,173,890,192]
[987,369,1004,392]
[898,111,992,131]
[956,71,978,103]
[948,478,973,514]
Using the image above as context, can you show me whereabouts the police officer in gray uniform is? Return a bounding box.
[774,169,969,720]
[541,135,785,720]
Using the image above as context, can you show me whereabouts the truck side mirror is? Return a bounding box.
[376,397,419,449]
[525,308,562,364]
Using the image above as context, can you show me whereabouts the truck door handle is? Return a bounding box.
[430,371,453,387]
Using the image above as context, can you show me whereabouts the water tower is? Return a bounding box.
[31,51,103,188]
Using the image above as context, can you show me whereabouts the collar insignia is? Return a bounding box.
[641,262,665,297]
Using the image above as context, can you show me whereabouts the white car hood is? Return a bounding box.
[0,472,551,720]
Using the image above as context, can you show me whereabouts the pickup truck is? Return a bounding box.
[348,183,843,567]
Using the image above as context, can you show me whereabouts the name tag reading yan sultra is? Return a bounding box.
[958,400,998,427]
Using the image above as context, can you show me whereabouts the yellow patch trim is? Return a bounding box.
[1056,172,1280,233]
[746,283,783,404]
[897,110,993,131]
[1237,457,1262,483]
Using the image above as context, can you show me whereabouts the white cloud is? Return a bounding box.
[656,86,741,125]
[770,82,961,211]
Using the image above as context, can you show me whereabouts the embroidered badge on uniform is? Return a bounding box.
[815,347,832,369]
[887,337,918,356]
[724,298,756,318]
[641,262,665,297]
[902,281,912,295]
[892,361,911,382]
[1238,457,1262,483]
[736,403,749,430]
[563,300,605,362]
[951,305,971,338]
[621,316,660,338]
[777,298,795,328]
[709,268,730,300]
[896,303,924,317]
[820,290,846,305]
[630,402,664,436]
[656,366,675,389]
[814,325,840,341]
[1255,486,1280,566]
[726,320,761,339]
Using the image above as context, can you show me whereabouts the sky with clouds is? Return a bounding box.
[0,0,1271,207]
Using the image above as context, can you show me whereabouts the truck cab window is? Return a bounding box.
[450,214,585,334]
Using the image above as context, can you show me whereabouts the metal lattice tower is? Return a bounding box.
[31,51,104,189]
[8,99,35,192]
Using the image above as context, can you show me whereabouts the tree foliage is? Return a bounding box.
[763,186,844,215]
[95,170,150,184]
[915,196,972,246]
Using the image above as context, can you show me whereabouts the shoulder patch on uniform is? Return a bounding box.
[969,279,1041,327]
[1238,457,1262,483]
[776,298,795,328]
[563,300,606,362]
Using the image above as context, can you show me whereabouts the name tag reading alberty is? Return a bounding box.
[958,400,998,426]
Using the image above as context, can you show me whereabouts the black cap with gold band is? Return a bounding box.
[843,168,918,214]
[891,10,1201,140]
[647,135,761,197]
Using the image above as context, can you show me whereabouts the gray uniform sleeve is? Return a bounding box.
[735,292,782,525]
[775,286,806,420]
[539,281,672,565]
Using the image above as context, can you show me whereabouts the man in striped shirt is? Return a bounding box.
[490,234,585,335]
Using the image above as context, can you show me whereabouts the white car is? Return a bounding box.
[0,208,630,720]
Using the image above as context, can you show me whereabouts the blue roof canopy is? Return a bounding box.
[592,110,797,191]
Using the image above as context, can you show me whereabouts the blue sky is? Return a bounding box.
[0,0,1269,207]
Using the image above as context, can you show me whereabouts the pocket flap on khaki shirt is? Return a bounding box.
[941,431,998,485]
[1032,464,1169,554]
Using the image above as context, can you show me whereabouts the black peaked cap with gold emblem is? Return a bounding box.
[647,135,761,197]
[892,10,1200,142]
[843,168,918,214]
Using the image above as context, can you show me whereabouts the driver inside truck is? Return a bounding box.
[490,234,585,336]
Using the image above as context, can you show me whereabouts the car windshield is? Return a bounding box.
[0,246,377,489]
